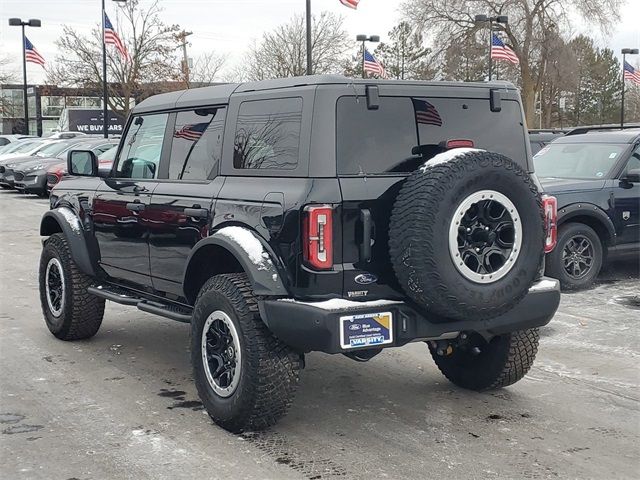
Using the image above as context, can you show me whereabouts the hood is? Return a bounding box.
[538,177,606,194]
[14,156,63,173]
[0,154,37,165]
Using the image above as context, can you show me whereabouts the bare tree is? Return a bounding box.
[189,52,228,86]
[0,55,20,117]
[402,0,623,126]
[0,55,18,84]
[242,12,350,81]
[47,0,181,119]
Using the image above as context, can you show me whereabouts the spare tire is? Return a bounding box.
[389,149,544,321]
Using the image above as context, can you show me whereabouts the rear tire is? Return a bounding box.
[545,223,603,290]
[39,233,105,340]
[430,329,539,391]
[191,273,302,433]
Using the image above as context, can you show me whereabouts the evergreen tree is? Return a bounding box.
[374,22,435,80]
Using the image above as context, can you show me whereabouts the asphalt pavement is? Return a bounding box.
[1,189,638,480]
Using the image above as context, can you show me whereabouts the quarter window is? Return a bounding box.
[115,113,168,179]
[233,98,302,170]
[168,107,226,180]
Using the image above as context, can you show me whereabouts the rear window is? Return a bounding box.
[336,96,527,175]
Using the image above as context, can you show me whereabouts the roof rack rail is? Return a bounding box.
[565,124,640,136]
[528,129,569,134]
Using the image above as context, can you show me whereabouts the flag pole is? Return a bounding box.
[102,0,108,138]
[305,0,312,75]
[621,52,626,128]
[488,28,493,81]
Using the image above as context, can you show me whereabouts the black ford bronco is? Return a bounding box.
[39,75,560,432]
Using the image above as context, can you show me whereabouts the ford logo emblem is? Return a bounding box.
[349,324,361,331]
[355,273,377,285]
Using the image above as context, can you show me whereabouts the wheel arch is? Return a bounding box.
[557,203,616,247]
[40,208,96,277]
[183,226,289,305]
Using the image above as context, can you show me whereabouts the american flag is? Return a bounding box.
[104,13,129,60]
[25,37,45,67]
[624,61,640,86]
[412,98,443,126]
[173,122,208,141]
[339,0,360,9]
[364,49,386,78]
[491,34,519,65]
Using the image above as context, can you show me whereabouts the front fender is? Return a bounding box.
[186,226,288,296]
[557,202,616,244]
[40,207,96,277]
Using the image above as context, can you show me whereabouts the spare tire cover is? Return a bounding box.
[389,149,544,321]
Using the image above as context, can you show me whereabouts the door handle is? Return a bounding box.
[126,202,145,212]
[184,207,209,218]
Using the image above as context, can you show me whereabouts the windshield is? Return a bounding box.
[4,140,42,154]
[534,143,626,179]
[36,141,75,158]
[99,145,118,160]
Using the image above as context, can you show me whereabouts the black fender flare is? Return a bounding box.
[40,207,96,277]
[184,226,288,297]
[557,202,617,244]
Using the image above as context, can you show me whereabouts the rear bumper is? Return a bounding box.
[259,277,560,354]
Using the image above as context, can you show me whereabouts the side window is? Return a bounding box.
[115,113,168,179]
[624,146,640,174]
[233,97,302,170]
[168,107,226,180]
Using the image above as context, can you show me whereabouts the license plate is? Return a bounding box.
[339,312,393,349]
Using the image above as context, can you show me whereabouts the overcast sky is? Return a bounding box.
[1,0,639,84]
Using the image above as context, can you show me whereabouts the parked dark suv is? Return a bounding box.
[39,76,560,432]
[535,127,640,289]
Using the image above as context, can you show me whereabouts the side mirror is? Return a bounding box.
[67,150,98,177]
[623,168,640,183]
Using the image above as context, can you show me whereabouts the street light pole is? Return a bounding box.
[356,34,380,78]
[305,0,312,75]
[102,0,108,138]
[9,18,41,135]
[621,48,639,127]
[21,23,28,135]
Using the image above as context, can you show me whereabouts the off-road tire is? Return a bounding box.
[429,329,539,391]
[191,273,302,433]
[389,150,544,321]
[545,222,603,291]
[39,233,105,340]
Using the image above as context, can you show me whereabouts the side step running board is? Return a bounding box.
[87,286,138,305]
[137,301,192,323]
[88,286,192,323]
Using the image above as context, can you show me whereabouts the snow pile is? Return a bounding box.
[420,148,484,172]
[58,207,82,234]
[217,226,273,272]
[278,298,402,311]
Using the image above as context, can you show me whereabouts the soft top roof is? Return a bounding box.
[131,75,517,114]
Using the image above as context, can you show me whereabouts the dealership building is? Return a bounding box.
[0,82,193,136]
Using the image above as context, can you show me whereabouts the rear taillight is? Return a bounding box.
[542,195,557,253]
[302,204,334,270]
[446,139,474,149]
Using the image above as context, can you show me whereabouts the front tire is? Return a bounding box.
[430,329,539,391]
[39,233,105,340]
[545,223,603,290]
[191,273,302,433]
